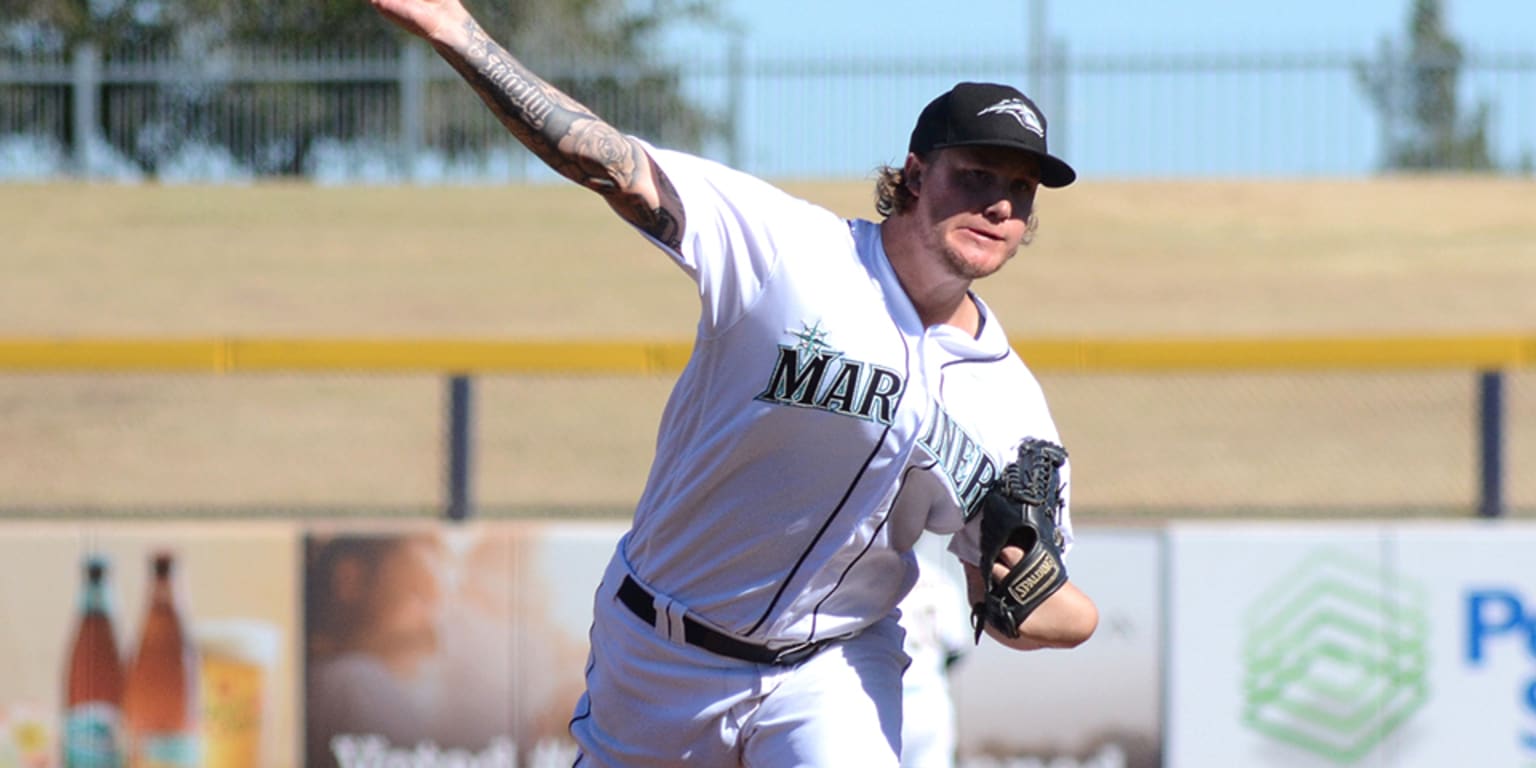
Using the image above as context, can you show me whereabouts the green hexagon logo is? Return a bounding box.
[1241,549,1430,764]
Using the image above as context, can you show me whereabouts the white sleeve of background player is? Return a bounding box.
[627,141,833,334]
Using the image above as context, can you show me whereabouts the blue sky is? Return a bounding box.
[703,0,1532,58]
[653,0,1536,180]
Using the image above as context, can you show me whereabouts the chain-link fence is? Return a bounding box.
[2,43,1534,182]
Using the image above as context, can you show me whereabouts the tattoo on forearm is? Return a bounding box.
[475,48,555,130]
[444,19,636,190]
[438,19,683,249]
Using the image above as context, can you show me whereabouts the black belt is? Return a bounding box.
[617,574,834,666]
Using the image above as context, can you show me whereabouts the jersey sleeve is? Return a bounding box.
[630,141,842,335]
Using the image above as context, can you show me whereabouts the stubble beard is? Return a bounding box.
[939,232,1017,281]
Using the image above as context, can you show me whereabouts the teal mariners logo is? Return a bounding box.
[755,320,905,425]
[1242,549,1431,764]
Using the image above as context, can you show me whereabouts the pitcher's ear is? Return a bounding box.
[904,152,926,192]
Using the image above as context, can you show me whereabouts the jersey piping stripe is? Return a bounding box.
[938,350,1013,520]
[940,348,1011,371]
[743,304,914,638]
[569,650,595,733]
[805,509,892,642]
[804,457,941,641]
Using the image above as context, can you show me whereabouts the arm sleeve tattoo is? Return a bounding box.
[436,20,683,249]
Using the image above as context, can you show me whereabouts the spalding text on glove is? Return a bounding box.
[970,438,1069,643]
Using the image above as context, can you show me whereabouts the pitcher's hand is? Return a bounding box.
[368,0,472,45]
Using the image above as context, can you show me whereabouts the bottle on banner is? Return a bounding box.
[122,552,201,768]
[63,555,126,768]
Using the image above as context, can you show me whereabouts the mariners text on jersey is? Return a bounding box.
[754,341,906,425]
[918,399,1000,517]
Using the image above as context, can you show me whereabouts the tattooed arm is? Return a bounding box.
[368,0,683,249]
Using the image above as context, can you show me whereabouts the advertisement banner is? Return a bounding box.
[948,530,1164,768]
[0,522,301,768]
[1166,522,1536,768]
[302,521,622,768]
[2,520,1162,767]
[301,523,1162,768]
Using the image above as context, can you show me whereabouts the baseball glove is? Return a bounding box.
[971,438,1069,643]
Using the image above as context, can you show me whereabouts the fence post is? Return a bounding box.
[71,43,100,177]
[446,375,474,521]
[1027,0,1047,100]
[399,41,427,183]
[1478,370,1505,518]
[1050,37,1070,160]
[726,32,745,170]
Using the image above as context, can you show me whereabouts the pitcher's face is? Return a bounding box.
[909,145,1041,280]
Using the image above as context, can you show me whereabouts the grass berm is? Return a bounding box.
[2,178,1533,518]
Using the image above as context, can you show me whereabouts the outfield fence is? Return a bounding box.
[2,43,1534,181]
[1,335,1530,520]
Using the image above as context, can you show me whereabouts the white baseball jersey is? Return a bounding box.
[619,144,1074,647]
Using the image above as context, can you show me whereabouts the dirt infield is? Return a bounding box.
[2,178,1533,517]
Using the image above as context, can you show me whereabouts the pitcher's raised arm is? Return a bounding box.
[368,0,683,249]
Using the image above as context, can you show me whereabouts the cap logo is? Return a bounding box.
[978,98,1045,138]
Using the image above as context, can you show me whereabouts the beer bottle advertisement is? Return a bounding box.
[121,553,200,768]
[63,556,125,768]
[0,525,301,767]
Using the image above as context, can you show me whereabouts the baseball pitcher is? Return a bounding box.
[368,1,1100,765]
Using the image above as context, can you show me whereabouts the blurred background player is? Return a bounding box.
[898,549,972,768]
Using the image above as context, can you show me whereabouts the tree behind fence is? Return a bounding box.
[1,43,1533,182]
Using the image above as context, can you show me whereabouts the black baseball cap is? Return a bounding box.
[908,82,1077,188]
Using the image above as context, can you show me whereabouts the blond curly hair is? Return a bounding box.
[873,164,916,218]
